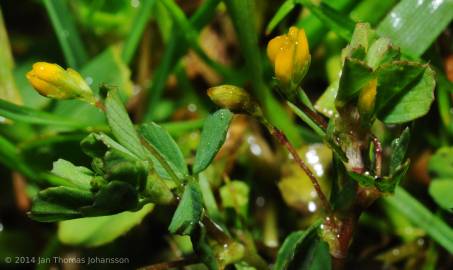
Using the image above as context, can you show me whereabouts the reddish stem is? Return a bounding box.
[371,136,382,177]
[272,129,332,213]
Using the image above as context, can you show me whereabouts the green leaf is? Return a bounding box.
[58,203,154,247]
[0,99,86,128]
[43,0,88,68]
[82,181,138,216]
[266,0,297,34]
[365,38,400,70]
[389,127,410,174]
[0,8,22,105]
[121,0,156,64]
[346,22,376,57]
[274,220,321,270]
[168,181,203,235]
[315,80,338,118]
[377,0,453,58]
[104,87,147,160]
[383,187,453,253]
[30,186,94,222]
[299,0,355,41]
[37,186,93,209]
[81,132,136,160]
[298,239,331,270]
[219,181,250,218]
[51,159,93,190]
[348,172,375,187]
[336,58,374,106]
[193,109,233,174]
[103,150,148,189]
[29,200,82,222]
[429,180,453,211]
[374,62,425,114]
[429,147,453,178]
[376,160,410,193]
[377,65,435,124]
[139,122,188,177]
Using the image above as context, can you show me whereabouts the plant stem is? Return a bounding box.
[269,126,332,213]
[371,135,382,176]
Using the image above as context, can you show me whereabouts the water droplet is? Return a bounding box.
[0,222,3,232]
[130,0,140,8]
[308,201,317,212]
[430,0,443,12]
[390,12,402,29]
[187,103,197,112]
[85,76,93,85]
[255,196,265,207]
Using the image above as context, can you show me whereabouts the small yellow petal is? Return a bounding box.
[275,47,295,84]
[295,28,309,67]
[267,36,287,65]
[30,62,65,83]
[358,78,377,113]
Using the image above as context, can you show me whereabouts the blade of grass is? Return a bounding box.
[121,0,156,64]
[266,0,297,35]
[383,187,453,253]
[296,0,356,48]
[377,0,453,58]
[0,99,88,128]
[224,0,301,146]
[160,0,240,81]
[0,7,22,104]
[43,0,88,68]
[143,0,222,121]
[299,0,355,41]
[350,0,397,26]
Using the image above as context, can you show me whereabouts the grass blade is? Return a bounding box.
[121,0,156,64]
[299,0,355,41]
[43,0,88,68]
[144,0,221,120]
[383,187,453,253]
[0,7,22,104]
[377,0,453,58]
[0,99,87,128]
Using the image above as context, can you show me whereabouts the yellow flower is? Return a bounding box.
[358,78,377,114]
[26,62,94,103]
[207,85,261,116]
[267,27,310,89]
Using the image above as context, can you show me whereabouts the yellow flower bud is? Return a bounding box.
[267,27,310,89]
[358,78,377,114]
[207,85,260,115]
[26,62,95,104]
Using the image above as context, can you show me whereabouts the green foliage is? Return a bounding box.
[193,109,233,174]
[58,204,154,247]
[274,221,324,270]
[168,181,203,235]
[428,147,453,211]
[1,1,452,269]
[51,159,92,190]
[377,0,453,57]
[384,187,453,253]
[103,86,146,159]
[140,122,188,178]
